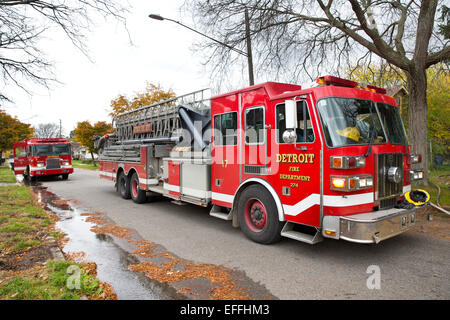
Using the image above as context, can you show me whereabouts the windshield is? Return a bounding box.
[317,97,386,148]
[376,103,408,145]
[32,144,70,156]
[53,144,71,155]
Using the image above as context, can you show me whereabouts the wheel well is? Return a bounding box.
[231,179,285,225]
[127,168,137,179]
[116,167,124,181]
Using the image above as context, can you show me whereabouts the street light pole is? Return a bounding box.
[149,13,255,86]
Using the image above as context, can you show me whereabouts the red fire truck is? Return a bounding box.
[13,138,73,181]
[95,76,431,245]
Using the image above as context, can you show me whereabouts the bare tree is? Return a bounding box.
[186,0,449,181]
[0,0,128,102]
[34,122,60,138]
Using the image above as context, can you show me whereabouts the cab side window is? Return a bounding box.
[245,106,265,145]
[276,101,314,143]
[15,147,26,157]
[213,112,238,146]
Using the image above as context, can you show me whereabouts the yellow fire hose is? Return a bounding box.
[404,188,450,216]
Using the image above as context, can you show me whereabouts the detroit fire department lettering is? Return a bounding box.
[280,174,311,181]
[276,153,315,164]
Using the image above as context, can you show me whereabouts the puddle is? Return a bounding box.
[25,175,276,300]
[31,184,179,300]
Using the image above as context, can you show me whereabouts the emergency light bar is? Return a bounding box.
[366,85,387,94]
[316,75,388,95]
[316,75,357,88]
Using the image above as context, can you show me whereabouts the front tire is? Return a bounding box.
[24,167,36,182]
[62,174,69,180]
[130,172,146,204]
[117,171,131,199]
[237,185,283,244]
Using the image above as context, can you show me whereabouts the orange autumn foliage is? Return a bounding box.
[109,83,176,118]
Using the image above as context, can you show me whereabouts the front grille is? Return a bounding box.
[46,158,61,169]
[379,197,398,210]
[376,153,403,206]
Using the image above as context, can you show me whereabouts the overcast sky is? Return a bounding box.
[3,1,230,135]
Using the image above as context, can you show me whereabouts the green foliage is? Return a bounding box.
[438,5,449,40]
[426,67,450,158]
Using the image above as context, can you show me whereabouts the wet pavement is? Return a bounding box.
[29,179,179,300]
[25,175,275,300]
[18,170,450,300]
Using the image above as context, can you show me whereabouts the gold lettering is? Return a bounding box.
[298,154,305,163]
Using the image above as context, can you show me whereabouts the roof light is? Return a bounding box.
[316,75,357,88]
[366,85,387,94]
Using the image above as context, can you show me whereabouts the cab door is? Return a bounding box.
[13,145,27,175]
[275,96,322,227]
[241,88,270,177]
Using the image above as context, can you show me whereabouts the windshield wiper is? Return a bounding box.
[364,109,377,158]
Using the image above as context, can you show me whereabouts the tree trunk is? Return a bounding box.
[90,151,97,167]
[407,69,428,185]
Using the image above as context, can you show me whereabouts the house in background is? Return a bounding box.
[70,141,97,160]
[386,85,408,116]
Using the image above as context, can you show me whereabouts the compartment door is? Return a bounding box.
[167,160,181,197]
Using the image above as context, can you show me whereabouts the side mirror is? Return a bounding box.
[285,100,297,129]
[283,100,297,143]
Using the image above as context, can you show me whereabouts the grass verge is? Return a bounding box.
[72,160,98,171]
[0,261,114,300]
[0,185,116,300]
[0,166,16,183]
[415,165,450,209]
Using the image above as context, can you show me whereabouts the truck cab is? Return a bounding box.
[13,138,74,180]
[210,76,430,244]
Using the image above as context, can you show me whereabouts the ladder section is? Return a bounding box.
[114,88,210,142]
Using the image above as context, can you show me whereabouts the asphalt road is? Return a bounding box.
[43,168,449,299]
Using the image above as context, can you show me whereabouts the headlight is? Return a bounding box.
[410,154,422,164]
[331,175,373,192]
[410,170,424,180]
[37,163,45,168]
[63,162,70,166]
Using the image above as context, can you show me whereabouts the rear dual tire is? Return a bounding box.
[130,172,147,204]
[117,171,146,204]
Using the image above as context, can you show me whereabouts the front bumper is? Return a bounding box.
[30,166,73,176]
[322,205,433,244]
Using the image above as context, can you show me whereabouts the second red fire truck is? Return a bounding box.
[13,138,73,181]
[95,76,431,245]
